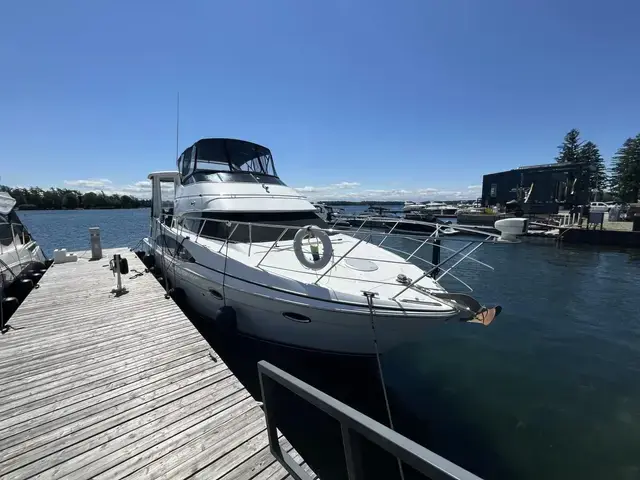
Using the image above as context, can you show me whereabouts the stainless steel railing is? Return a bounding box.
[153,213,497,295]
[258,360,482,480]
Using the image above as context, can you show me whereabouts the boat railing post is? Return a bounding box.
[434,241,485,283]
[248,224,252,256]
[354,217,369,234]
[196,217,206,241]
[256,227,289,268]
[391,241,475,300]
[406,235,435,262]
[219,222,238,253]
[378,221,400,247]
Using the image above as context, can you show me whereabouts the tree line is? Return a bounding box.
[555,129,640,203]
[0,186,151,210]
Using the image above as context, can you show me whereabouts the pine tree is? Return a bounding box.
[610,135,640,203]
[555,129,583,163]
[579,141,607,192]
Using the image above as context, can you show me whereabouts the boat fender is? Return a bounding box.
[142,254,155,269]
[293,225,333,270]
[214,306,237,332]
[170,287,186,305]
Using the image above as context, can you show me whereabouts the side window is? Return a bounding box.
[176,244,195,263]
[182,148,193,178]
[177,154,183,178]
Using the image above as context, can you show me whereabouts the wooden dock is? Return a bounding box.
[0,247,311,479]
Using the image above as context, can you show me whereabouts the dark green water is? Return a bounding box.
[19,209,640,479]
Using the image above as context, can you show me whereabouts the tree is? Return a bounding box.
[556,129,584,164]
[610,135,640,203]
[62,193,79,209]
[579,141,607,193]
[81,192,99,209]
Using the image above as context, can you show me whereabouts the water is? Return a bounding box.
[18,208,640,480]
[18,209,151,256]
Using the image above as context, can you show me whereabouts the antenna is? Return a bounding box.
[175,92,180,160]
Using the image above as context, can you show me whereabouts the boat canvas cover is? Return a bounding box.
[0,192,16,215]
[186,138,277,177]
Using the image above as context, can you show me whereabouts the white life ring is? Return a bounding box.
[293,225,333,270]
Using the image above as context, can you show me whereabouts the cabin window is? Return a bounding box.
[183,211,334,243]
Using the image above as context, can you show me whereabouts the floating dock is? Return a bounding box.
[0,247,311,479]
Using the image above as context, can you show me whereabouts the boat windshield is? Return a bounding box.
[196,152,277,176]
[179,139,282,184]
[180,211,337,243]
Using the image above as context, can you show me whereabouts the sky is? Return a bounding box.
[1,0,639,201]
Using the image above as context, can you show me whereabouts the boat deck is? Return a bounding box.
[0,247,311,479]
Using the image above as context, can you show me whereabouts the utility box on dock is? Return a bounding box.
[89,227,102,260]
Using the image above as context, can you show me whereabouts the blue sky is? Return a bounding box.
[1,0,639,201]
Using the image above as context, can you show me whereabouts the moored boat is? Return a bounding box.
[142,138,506,355]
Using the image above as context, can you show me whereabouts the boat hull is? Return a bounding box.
[144,238,459,356]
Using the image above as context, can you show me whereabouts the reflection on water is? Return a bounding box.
[19,207,640,480]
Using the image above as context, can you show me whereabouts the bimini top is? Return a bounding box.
[177,138,278,180]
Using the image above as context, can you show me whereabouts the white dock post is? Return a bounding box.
[89,227,102,260]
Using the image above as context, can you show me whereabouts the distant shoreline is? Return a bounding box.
[17,206,150,212]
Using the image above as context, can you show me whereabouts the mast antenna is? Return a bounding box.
[175,92,180,160]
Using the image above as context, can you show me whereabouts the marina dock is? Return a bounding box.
[0,247,311,480]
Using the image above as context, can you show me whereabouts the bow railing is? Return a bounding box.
[152,212,498,295]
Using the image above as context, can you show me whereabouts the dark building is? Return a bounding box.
[482,162,592,214]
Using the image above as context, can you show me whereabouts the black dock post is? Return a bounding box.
[430,238,441,278]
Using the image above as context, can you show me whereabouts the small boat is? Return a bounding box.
[142,138,507,356]
[1,192,47,295]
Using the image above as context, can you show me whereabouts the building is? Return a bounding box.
[482,162,592,214]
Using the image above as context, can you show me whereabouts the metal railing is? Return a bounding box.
[153,213,497,295]
[258,360,482,480]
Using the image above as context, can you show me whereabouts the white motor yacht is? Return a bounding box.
[143,138,505,355]
[402,201,424,213]
[0,192,47,293]
[421,201,458,217]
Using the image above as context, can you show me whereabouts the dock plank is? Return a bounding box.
[0,247,302,480]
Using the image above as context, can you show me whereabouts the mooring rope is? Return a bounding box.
[364,291,406,480]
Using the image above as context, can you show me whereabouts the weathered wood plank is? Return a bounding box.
[0,327,203,394]
[3,389,251,479]
[0,371,241,466]
[81,398,259,480]
[0,344,209,410]
[128,410,267,480]
[0,364,228,452]
[0,247,304,480]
